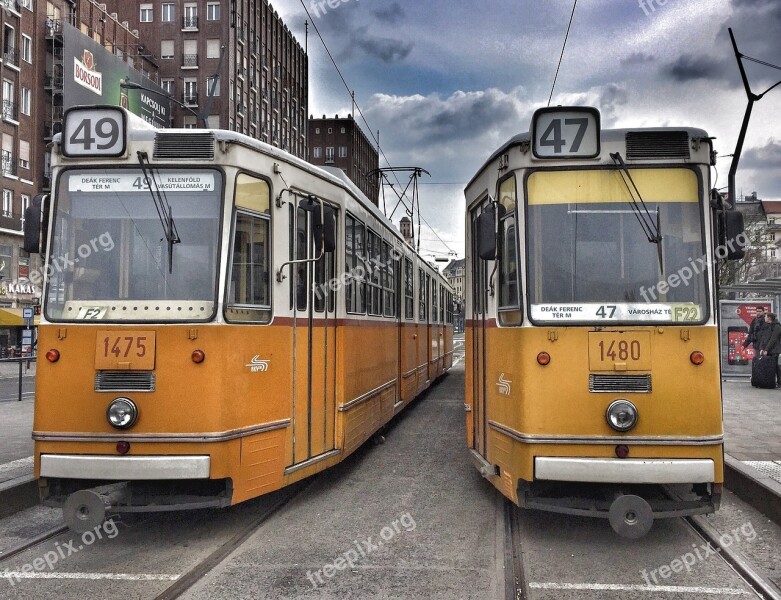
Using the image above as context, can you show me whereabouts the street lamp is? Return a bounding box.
[119,77,205,127]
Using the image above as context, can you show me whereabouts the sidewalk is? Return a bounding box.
[0,359,36,379]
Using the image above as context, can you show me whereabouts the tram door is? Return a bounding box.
[426,273,433,382]
[470,206,488,456]
[291,205,337,465]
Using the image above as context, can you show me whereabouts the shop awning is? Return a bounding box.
[0,308,40,327]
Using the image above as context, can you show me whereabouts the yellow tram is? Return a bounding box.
[25,106,453,531]
[464,107,744,537]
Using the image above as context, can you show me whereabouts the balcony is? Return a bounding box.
[45,73,64,90]
[182,16,198,29]
[182,54,198,68]
[3,48,19,68]
[1,100,18,123]
[0,211,22,231]
[182,92,198,106]
[2,155,17,177]
[45,18,63,38]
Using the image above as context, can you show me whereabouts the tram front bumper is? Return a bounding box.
[40,454,211,480]
[535,457,714,484]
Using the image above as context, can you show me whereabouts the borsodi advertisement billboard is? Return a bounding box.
[62,23,170,128]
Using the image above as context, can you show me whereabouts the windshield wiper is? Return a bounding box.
[609,152,664,275]
[137,151,181,273]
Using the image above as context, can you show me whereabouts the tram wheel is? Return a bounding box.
[608,494,654,539]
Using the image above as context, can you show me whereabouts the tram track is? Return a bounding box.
[153,483,304,600]
[683,514,781,600]
[504,500,527,600]
[0,524,69,565]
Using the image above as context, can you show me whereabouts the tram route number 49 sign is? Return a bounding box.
[531,106,601,159]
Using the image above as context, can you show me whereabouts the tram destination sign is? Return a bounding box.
[531,106,601,159]
[69,172,216,193]
[531,303,702,322]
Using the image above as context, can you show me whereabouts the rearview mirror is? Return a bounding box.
[475,202,506,260]
[23,194,49,254]
[299,196,336,253]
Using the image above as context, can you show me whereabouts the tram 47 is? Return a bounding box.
[464,106,744,538]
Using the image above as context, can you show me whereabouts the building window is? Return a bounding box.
[162,3,174,22]
[20,88,30,116]
[325,147,334,163]
[0,244,11,278]
[339,146,347,158]
[327,128,332,134]
[313,147,322,159]
[207,2,220,20]
[183,79,198,104]
[1,190,11,217]
[161,79,174,95]
[140,3,153,22]
[315,127,320,134]
[18,140,29,169]
[184,3,198,28]
[207,39,220,59]
[183,39,197,67]
[161,40,174,60]
[341,127,345,134]
[206,75,220,96]
[183,116,197,129]
[21,35,32,63]
[21,194,29,215]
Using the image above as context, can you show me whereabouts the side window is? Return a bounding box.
[295,206,307,311]
[314,207,336,314]
[226,174,271,323]
[440,286,445,323]
[418,268,426,321]
[498,176,520,312]
[432,281,438,323]
[368,229,382,316]
[383,241,395,317]
[345,214,366,314]
[405,258,414,320]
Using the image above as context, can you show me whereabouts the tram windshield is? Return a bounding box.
[526,168,707,324]
[45,168,223,322]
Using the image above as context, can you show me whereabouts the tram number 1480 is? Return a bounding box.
[598,340,642,362]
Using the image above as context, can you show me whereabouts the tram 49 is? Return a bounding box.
[25,106,453,532]
[464,107,745,538]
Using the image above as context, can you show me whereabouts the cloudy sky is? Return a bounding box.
[272,0,781,260]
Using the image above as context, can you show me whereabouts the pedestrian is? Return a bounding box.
[758,312,781,388]
[743,305,768,350]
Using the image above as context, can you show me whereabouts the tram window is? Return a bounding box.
[345,214,367,314]
[383,241,395,317]
[226,211,270,321]
[498,176,520,311]
[433,281,438,323]
[418,268,426,321]
[440,286,445,323]
[368,229,382,316]
[404,258,414,319]
[296,207,308,312]
[426,274,432,322]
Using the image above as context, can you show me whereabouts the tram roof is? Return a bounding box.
[467,126,710,192]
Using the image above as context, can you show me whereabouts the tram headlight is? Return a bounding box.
[107,398,138,429]
[606,399,638,432]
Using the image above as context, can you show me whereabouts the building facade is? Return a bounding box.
[442,258,465,332]
[308,114,379,204]
[104,0,309,158]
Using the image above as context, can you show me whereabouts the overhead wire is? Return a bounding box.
[547,0,578,107]
[298,0,458,257]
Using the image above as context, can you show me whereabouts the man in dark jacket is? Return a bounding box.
[744,306,768,350]
[758,312,781,387]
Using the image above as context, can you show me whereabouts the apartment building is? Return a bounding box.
[104,0,309,158]
[308,114,379,204]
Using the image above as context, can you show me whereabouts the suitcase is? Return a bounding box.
[751,355,777,388]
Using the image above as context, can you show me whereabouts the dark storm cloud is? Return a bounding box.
[372,2,405,25]
[620,52,656,67]
[352,26,414,63]
[663,55,729,82]
[741,140,781,169]
[366,89,526,148]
